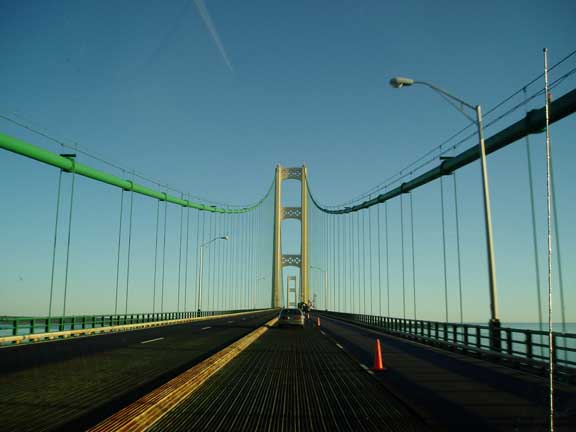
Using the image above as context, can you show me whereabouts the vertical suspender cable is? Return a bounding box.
[177,198,184,312]
[453,173,464,324]
[184,204,191,312]
[341,215,345,312]
[114,189,124,315]
[350,213,355,313]
[48,170,63,324]
[410,192,417,320]
[208,213,215,310]
[333,215,336,311]
[221,213,226,310]
[440,176,449,322]
[385,201,390,316]
[343,213,348,313]
[124,185,134,315]
[194,211,202,312]
[153,200,160,313]
[362,210,367,314]
[215,214,221,310]
[338,215,342,312]
[226,212,231,309]
[62,158,76,318]
[161,199,168,313]
[369,205,374,316]
[326,214,329,310]
[247,213,251,309]
[228,214,234,310]
[377,204,382,317]
[400,194,405,319]
[543,47,554,432]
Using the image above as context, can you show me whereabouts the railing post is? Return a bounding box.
[489,319,502,352]
[526,332,533,360]
[506,329,513,355]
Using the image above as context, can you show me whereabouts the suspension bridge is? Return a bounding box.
[1,69,576,431]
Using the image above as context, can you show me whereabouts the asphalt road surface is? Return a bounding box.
[0,310,277,432]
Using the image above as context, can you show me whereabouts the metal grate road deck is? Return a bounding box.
[150,321,430,431]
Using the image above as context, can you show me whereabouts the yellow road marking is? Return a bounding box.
[88,317,278,432]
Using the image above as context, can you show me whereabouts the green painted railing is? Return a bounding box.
[321,310,576,382]
[0,308,267,338]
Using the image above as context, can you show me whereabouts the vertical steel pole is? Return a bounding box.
[476,104,500,351]
[543,47,555,432]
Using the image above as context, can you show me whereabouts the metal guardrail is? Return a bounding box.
[0,309,265,339]
[322,311,576,382]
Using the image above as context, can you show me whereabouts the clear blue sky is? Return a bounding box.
[0,0,574,323]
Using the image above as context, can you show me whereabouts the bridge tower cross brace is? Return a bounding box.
[272,164,309,308]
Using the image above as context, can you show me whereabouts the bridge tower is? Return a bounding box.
[272,164,309,308]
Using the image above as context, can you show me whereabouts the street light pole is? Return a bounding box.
[311,265,328,311]
[197,235,229,313]
[390,76,501,351]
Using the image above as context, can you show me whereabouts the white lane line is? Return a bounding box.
[227,321,234,324]
[335,343,344,349]
[360,363,370,371]
[320,331,326,336]
[201,326,211,330]
[367,370,375,375]
[140,337,164,344]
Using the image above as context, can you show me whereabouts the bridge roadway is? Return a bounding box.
[2,310,575,431]
[0,310,277,432]
[117,312,576,432]
[146,315,429,432]
[318,313,576,431]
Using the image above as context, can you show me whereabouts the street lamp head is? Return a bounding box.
[390,76,415,88]
[221,235,229,241]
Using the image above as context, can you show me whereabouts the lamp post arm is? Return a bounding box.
[414,81,477,124]
[415,81,475,110]
[200,238,218,248]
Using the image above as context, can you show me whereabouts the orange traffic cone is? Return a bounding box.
[316,316,321,327]
[372,339,386,371]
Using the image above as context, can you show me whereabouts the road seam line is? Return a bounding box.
[140,337,164,344]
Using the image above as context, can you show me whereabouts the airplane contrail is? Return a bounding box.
[193,0,234,72]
